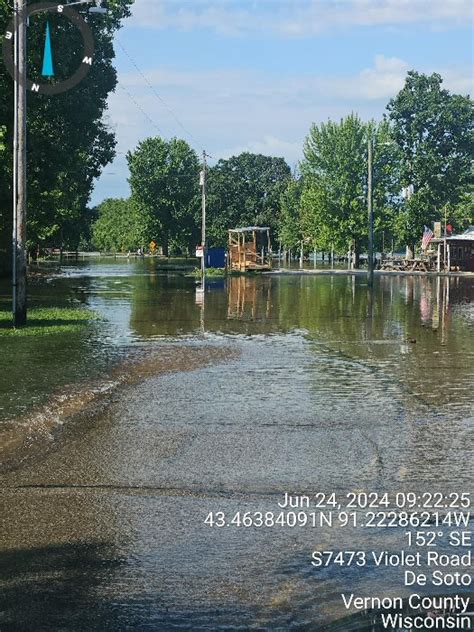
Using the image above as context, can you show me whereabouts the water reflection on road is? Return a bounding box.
[0,261,473,630]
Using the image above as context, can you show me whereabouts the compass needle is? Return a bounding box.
[41,21,54,78]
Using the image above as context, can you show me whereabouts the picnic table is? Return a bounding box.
[380,257,433,272]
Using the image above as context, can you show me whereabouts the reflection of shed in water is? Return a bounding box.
[228,227,272,272]
[227,276,272,321]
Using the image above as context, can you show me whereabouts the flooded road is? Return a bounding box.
[0,261,473,630]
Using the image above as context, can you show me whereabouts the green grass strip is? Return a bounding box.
[0,307,101,336]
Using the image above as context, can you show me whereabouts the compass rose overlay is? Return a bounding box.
[3,2,95,95]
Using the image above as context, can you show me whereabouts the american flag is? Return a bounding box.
[421,225,434,251]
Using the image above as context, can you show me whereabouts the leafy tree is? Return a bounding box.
[451,190,474,230]
[279,178,303,252]
[387,71,473,248]
[300,115,400,262]
[206,152,291,247]
[301,114,366,257]
[0,0,134,272]
[127,137,200,256]
[92,198,150,252]
[71,206,98,252]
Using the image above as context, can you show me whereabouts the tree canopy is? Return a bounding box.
[0,0,134,269]
[92,198,151,252]
[1,47,472,269]
[278,178,303,251]
[299,115,400,257]
[206,153,291,247]
[127,136,201,256]
[278,71,472,259]
[387,71,473,243]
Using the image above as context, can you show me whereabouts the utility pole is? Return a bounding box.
[367,137,374,287]
[12,2,18,324]
[200,150,209,281]
[12,0,28,326]
[9,0,110,326]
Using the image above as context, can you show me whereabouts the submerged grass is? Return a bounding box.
[0,307,101,337]
[187,267,227,278]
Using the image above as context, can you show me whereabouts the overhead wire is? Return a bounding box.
[116,81,163,136]
[116,37,205,154]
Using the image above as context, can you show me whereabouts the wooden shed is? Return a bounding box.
[431,226,474,272]
[228,227,272,272]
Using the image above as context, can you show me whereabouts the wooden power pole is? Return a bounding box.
[13,0,28,326]
[367,138,374,287]
[200,151,207,280]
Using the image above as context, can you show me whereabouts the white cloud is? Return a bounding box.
[116,54,471,109]
[439,68,474,94]
[356,55,409,98]
[92,53,473,204]
[128,0,473,36]
[222,135,303,163]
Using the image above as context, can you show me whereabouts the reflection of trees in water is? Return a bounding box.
[128,272,473,411]
[388,276,473,414]
[129,274,203,336]
[275,274,473,486]
[277,275,473,413]
[129,274,282,336]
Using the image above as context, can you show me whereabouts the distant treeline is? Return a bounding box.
[92,71,473,260]
[0,49,472,268]
[92,146,291,256]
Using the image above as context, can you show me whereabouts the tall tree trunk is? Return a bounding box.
[353,242,360,269]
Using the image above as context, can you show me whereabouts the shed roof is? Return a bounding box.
[432,226,474,243]
[229,226,270,233]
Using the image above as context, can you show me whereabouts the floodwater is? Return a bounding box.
[0,259,473,631]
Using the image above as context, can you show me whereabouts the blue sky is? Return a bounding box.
[92,0,474,204]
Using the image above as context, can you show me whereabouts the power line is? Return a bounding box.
[117,81,163,136]
[116,37,205,153]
